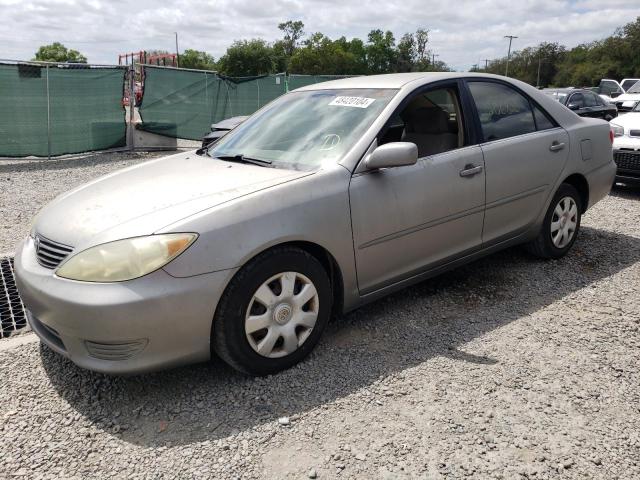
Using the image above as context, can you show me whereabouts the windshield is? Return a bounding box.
[208,88,397,170]
[627,81,640,94]
[634,101,640,112]
[622,79,640,91]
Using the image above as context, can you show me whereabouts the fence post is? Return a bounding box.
[129,65,135,151]
[45,65,51,161]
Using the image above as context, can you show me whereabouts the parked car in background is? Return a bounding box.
[16,73,615,376]
[543,88,618,120]
[200,116,247,150]
[595,78,640,105]
[612,81,640,113]
[610,101,640,185]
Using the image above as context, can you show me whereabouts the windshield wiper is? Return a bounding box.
[214,154,273,167]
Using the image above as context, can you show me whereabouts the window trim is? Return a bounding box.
[463,78,560,144]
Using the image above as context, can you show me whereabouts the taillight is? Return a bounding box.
[609,129,614,144]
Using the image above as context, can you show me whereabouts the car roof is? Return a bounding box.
[293,72,526,91]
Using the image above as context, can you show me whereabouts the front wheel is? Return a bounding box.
[526,183,582,259]
[212,247,332,376]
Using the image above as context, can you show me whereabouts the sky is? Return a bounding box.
[1,0,639,71]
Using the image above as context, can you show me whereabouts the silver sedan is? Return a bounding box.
[15,72,616,375]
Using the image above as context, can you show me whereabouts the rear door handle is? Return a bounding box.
[549,141,565,152]
[459,164,483,177]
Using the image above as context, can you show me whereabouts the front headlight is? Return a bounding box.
[611,124,624,137]
[56,233,197,282]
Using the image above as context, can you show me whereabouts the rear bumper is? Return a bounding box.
[585,160,616,209]
[14,236,236,374]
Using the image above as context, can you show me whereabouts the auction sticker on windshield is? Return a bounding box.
[329,96,376,108]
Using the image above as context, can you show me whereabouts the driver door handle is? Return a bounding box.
[549,141,565,152]
[459,164,483,177]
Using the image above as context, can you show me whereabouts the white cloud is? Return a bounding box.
[1,0,638,70]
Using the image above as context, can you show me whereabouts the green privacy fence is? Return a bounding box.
[139,66,353,140]
[0,61,127,157]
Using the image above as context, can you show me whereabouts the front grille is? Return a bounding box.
[1,257,27,338]
[34,234,73,269]
[614,150,640,173]
[630,130,640,138]
[85,339,148,360]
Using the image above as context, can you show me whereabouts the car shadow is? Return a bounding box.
[611,183,640,198]
[41,226,640,447]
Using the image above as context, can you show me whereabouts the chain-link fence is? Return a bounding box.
[0,59,355,156]
[0,60,128,158]
[138,66,354,141]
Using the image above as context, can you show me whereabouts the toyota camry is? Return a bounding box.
[15,73,616,376]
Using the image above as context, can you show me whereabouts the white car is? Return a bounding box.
[596,78,640,105]
[613,81,640,113]
[610,102,640,185]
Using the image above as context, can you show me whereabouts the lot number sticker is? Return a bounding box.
[329,96,376,108]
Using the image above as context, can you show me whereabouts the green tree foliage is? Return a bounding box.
[217,39,281,76]
[481,17,640,87]
[179,49,216,70]
[33,42,87,63]
[278,20,305,59]
[216,22,451,76]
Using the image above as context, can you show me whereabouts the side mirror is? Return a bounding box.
[610,91,622,99]
[365,142,418,170]
[568,103,580,111]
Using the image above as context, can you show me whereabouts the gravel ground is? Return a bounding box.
[1,155,639,479]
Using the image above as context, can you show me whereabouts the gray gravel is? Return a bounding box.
[1,154,639,479]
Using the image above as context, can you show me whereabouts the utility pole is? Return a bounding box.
[504,35,518,77]
[432,53,439,66]
[536,56,544,88]
[483,59,490,70]
[174,32,180,68]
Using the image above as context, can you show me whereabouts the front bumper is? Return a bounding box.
[14,236,236,374]
[612,146,640,186]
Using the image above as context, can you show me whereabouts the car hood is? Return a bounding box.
[34,151,312,249]
[616,93,640,102]
[611,112,640,130]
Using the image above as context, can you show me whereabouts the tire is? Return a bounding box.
[212,246,332,376]
[526,183,582,259]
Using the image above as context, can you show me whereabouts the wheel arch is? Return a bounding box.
[562,173,589,212]
[218,240,345,320]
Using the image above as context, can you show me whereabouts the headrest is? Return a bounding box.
[403,107,450,134]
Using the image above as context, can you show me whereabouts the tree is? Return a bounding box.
[278,20,305,58]
[217,39,279,76]
[33,42,87,63]
[179,49,216,70]
[366,29,397,74]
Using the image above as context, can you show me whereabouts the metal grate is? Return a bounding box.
[614,150,640,173]
[35,234,73,269]
[1,257,27,338]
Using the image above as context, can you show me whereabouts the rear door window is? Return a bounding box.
[584,93,598,107]
[468,81,536,141]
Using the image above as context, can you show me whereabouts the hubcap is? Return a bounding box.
[245,271,319,358]
[550,196,578,249]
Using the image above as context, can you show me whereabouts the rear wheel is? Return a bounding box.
[212,247,332,375]
[526,183,582,259]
